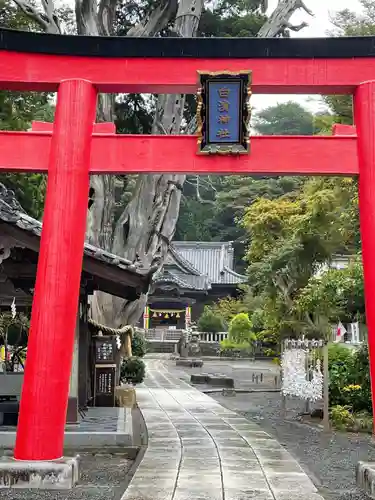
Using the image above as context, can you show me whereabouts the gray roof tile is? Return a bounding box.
[0,184,145,275]
[153,241,246,291]
[172,241,246,285]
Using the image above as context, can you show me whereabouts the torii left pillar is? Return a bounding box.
[13,79,97,465]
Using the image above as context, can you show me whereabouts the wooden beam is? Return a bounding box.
[1,261,37,278]
[31,121,116,134]
[0,223,148,297]
[0,133,359,175]
[332,124,356,136]
[83,256,148,291]
[1,50,375,94]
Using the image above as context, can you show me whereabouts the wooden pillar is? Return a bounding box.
[185,306,191,329]
[78,314,90,409]
[14,79,97,460]
[67,316,79,424]
[143,305,150,330]
[354,81,375,433]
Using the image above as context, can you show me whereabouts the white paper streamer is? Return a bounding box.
[281,348,323,402]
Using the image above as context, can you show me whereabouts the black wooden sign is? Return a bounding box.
[196,70,252,155]
[94,336,115,364]
[94,365,116,407]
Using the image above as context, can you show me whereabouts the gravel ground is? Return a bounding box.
[211,390,375,500]
[2,453,133,500]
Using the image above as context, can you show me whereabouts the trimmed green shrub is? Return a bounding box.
[120,357,145,385]
[228,313,256,344]
[132,330,147,357]
[220,338,254,358]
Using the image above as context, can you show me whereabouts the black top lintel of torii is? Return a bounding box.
[1,27,375,59]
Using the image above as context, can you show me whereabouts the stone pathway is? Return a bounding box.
[122,359,324,500]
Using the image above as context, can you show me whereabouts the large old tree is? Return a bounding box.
[9,0,314,328]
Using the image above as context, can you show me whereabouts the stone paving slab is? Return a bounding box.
[120,359,325,500]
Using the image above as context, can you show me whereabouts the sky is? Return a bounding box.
[253,0,363,112]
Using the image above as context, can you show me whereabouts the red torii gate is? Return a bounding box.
[1,29,375,463]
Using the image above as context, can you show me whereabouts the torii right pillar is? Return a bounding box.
[355,81,375,431]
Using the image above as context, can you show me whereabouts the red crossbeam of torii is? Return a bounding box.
[0,123,358,175]
[2,29,375,466]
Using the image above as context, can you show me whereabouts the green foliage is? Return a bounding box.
[0,0,55,219]
[120,357,146,385]
[228,313,255,343]
[330,405,373,433]
[220,338,254,357]
[0,0,41,30]
[253,101,328,136]
[328,344,355,407]
[131,330,147,358]
[210,296,248,324]
[328,344,372,414]
[329,405,354,430]
[297,259,365,325]
[239,175,360,341]
[197,306,225,333]
[328,343,372,432]
[349,344,372,413]
[0,173,47,219]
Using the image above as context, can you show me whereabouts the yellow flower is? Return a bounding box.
[343,384,362,392]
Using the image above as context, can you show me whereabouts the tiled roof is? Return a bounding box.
[0,184,145,275]
[152,241,246,292]
[172,241,246,285]
[152,270,210,291]
[0,185,246,294]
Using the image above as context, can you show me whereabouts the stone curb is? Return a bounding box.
[0,456,79,489]
[190,373,234,388]
[357,461,375,498]
[175,358,203,367]
[202,388,280,394]
[0,431,133,451]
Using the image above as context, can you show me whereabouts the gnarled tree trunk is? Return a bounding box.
[12,0,313,331]
[91,0,204,327]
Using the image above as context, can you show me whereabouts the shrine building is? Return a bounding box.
[142,241,246,331]
[0,185,148,421]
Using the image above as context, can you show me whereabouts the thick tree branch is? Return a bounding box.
[195,176,215,205]
[258,0,313,37]
[98,0,117,35]
[12,0,61,33]
[127,0,178,36]
[75,0,100,35]
[286,21,308,32]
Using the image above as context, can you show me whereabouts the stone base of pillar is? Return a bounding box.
[0,456,79,489]
[357,461,375,499]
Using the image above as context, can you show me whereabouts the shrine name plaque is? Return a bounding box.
[94,365,116,407]
[196,70,252,155]
[94,336,116,364]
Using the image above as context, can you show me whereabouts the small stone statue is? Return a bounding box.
[187,327,201,358]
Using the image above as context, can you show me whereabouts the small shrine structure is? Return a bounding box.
[143,241,246,330]
[0,185,147,422]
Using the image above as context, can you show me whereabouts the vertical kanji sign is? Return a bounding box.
[197,71,251,154]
